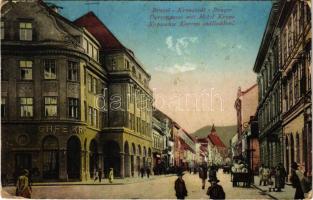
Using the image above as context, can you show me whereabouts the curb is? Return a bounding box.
[6,175,175,187]
[252,184,278,200]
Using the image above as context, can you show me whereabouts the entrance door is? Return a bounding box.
[67,136,81,180]
[15,153,32,176]
[42,136,59,179]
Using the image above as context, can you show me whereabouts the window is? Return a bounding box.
[20,60,33,80]
[84,101,87,122]
[68,98,79,119]
[93,46,98,61]
[44,97,57,117]
[92,77,97,93]
[294,67,299,101]
[93,108,97,127]
[111,58,116,70]
[125,60,130,70]
[44,60,56,79]
[1,97,6,118]
[88,43,92,57]
[1,21,4,40]
[289,77,293,108]
[68,61,78,81]
[88,106,93,125]
[83,38,88,53]
[87,74,92,92]
[20,97,33,117]
[19,22,32,41]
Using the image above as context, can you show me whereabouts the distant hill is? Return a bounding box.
[192,125,237,148]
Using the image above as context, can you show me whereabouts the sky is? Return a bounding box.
[47,1,272,133]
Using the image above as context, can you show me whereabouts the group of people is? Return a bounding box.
[259,163,287,192]
[93,168,114,183]
[174,162,225,200]
[139,166,151,178]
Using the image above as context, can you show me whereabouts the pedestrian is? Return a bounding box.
[93,169,99,183]
[209,165,217,181]
[16,169,32,198]
[206,177,225,200]
[290,162,308,199]
[140,167,145,178]
[174,171,188,199]
[108,168,114,183]
[198,162,208,190]
[259,164,264,186]
[98,168,102,183]
[146,167,151,178]
[262,166,270,186]
[275,163,286,192]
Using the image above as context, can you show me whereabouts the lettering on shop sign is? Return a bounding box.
[38,125,86,135]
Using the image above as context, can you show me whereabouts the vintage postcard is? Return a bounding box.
[1,0,312,199]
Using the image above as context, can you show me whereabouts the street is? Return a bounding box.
[2,170,270,199]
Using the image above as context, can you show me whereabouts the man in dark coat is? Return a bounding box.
[140,167,145,178]
[174,171,187,199]
[290,162,305,199]
[199,162,208,190]
[207,177,225,200]
[146,167,151,178]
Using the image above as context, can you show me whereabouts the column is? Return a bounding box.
[120,153,125,178]
[81,150,86,181]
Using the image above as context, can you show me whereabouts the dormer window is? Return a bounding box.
[19,22,32,41]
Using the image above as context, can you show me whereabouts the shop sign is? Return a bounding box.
[39,125,86,135]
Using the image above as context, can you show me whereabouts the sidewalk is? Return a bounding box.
[8,174,175,187]
[252,175,295,200]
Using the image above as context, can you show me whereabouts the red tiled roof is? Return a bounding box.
[208,132,226,148]
[73,12,124,51]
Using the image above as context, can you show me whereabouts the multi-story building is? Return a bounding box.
[253,2,284,169]
[234,84,258,161]
[152,108,174,174]
[253,1,311,178]
[278,1,311,177]
[1,0,153,181]
[1,1,106,181]
[235,84,259,169]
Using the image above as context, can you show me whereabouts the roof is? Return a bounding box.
[208,132,226,148]
[74,11,124,51]
[238,84,258,97]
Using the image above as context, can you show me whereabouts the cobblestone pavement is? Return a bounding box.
[2,170,271,199]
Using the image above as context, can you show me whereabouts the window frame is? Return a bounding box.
[19,22,32,41]
[20,60,33,80]
[68,98,79,119]
[44,97,58,118]
[20,97,34,118]
[67,61,79,82]
[44,59,57,80]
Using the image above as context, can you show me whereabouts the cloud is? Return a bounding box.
[155,63,197,74]
[165,36,198,56]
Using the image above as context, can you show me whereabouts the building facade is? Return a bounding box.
[234,84,258,162]
[253,1,311,178]
[1,0,153,181]
[278,1,311,177]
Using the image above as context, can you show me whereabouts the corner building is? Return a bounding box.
[1,1,153,181]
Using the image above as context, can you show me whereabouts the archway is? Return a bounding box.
[67,136,81,179]
[103,141,120,177]
[89,139,98,178]
[131,143,136,177]
[124,141,130,177]
[42,135,59,179]
[137,145,142,175]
